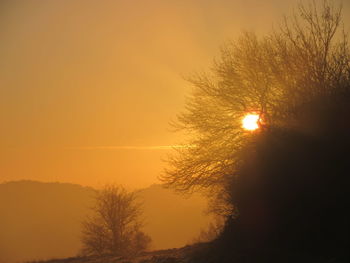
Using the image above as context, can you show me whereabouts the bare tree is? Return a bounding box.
[81,185,151,256]
[161,1,350,216]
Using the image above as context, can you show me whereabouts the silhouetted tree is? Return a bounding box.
[161,0,350,216]
[161,1,350,262]
[81,185,151,256]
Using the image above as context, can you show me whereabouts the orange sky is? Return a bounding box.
[1,0,349,188]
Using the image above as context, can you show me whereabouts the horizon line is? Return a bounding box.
[65,145,194,150]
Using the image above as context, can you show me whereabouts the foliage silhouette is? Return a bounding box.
[161,0,350,203]
[162,0,350,262]
[188,93,350,262]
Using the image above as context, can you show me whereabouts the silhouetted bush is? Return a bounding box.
[203,94,350,262]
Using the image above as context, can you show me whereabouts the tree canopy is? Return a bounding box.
[161,0,350,199]
[160,1,350,261]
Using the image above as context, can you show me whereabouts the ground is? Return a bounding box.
[26,245,205,263]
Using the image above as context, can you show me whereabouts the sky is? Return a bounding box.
[1,0,349,188]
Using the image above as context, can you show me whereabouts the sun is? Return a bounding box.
[242,113,260,131]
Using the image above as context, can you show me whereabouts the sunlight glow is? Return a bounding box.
[242,114,260,131]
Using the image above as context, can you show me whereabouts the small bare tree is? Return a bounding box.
[81,185,151,256]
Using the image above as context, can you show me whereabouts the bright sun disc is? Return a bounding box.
[242,114,260,131]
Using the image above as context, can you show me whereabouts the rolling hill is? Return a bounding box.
[0,181,211,263]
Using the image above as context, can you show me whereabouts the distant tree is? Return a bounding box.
[161,0,350,216]
[81,185,151,256]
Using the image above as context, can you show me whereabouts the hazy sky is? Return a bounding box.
[1,0,349,188]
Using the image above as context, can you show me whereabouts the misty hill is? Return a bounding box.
[0,181,211,263]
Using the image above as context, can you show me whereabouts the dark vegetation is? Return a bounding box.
[162,1,350,262]
[193,95,350,262]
